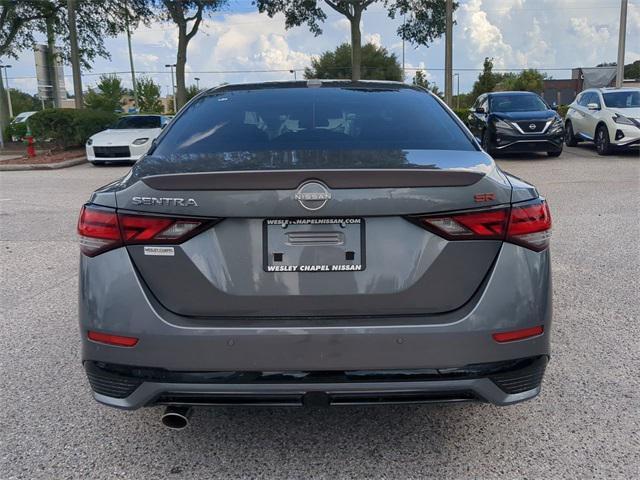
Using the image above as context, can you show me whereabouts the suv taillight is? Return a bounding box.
[412,199,551,252]
[77,205,218,257]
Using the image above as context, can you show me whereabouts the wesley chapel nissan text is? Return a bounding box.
[78,81,552,429]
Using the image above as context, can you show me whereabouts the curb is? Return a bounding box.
[0,156,87,171]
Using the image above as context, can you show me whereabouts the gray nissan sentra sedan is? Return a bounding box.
[78,81,552,429]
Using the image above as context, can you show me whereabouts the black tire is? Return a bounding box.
[595,125,612,156]
[547,148,562,158]
[481,129,494,155]
[564,121,578,147]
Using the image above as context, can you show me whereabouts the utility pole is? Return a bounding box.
[402,14,406,80]
[444,0,453,106]
[165,64,177,112]
[0,65,13,118]
[125,0,138,110]
[67,0,83,108]
[454,72,460,109]
[616,0,628,88]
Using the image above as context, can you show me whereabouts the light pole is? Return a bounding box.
[444,0,453,106]
[125,0,138,110]
[194,77,200,90]
[0,65,13,118]
[454,73,460,109]
[289,70,297,81]
[165,64,177,112]
[616,0,628,88]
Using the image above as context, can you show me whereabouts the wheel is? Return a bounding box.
[595,125,612,156]
[564,121,578,146]
[547,148,562,158]
[481,129,494,155]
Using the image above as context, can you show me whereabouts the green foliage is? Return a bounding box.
[452,108,471,127]
[8,89,41,117]
[471,57,501,99]
[28,108,116,149]
[557,105,569,118]
[85,75,125,112]
[257,1,455,81]
[625,60,640,79]
[136,77,163,113]
[412,70,442,97]
[0,1,153,67]
[185,84,201,102]
[304,43,402,81]
[5,121,28,141]
[497,69,547,93]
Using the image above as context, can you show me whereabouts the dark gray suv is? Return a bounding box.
[78,81,552,429]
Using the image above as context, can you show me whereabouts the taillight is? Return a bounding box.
[411,199,551,251]
[506,201,552,251]
[88,330,138,347]
[492,325,544,343]
[77,206,122,256]
[77,204,217,257]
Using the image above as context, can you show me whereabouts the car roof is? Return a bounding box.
[204,80,418,95]
[587,87,639,93]
[487,91,540,96]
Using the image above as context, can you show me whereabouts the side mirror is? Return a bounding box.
[551,105,558,111]
[475,107,486,114]
[587,103,600,111]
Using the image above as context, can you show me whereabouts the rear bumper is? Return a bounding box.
[79,242,552,409]
[86,356,548,409]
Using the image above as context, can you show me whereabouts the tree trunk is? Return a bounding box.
[175,25,188,111]
[350,9,363,82]
[0,73,8,144]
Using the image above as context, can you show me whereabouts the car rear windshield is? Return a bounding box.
[490,94,548,112]
[152,87,475,158]
[603,91,640,108]
[113,116,162,129]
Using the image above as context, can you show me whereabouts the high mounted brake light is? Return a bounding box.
[412,199,552,252]
[77,205,219,257]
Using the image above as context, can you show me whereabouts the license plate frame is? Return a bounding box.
[263,218,366,273]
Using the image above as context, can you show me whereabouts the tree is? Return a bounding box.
[8,89,41,116]
[305,43,402,81]
[0,1,152,136]
[85,75,126,112]
[412,70,442,97]
[185,84,201,102]
[256,1,455,82]
[136,77,163,113]
[497,69,547,93]
[152,1,227,110]
[470,57,504,99]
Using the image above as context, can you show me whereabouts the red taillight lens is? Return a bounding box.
[412,200,552,251]
[492,325,544,343]
[88,330,138,347]
[507,201,552,251]
[418,208,508,240]
[78,204,216,257]
[77,205,122,256]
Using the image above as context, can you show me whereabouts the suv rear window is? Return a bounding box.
[153,87,475,158]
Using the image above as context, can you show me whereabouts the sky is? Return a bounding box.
[2,0,639,98]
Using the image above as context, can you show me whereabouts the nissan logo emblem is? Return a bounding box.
[528,123,537,130]
[294,181,331,211]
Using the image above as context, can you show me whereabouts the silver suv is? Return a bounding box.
[565,87,640,154]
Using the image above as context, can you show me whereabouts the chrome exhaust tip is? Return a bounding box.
[161,406,192,430]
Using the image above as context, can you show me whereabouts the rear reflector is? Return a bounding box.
[88,331,138,347]
[77,204,219,257]
[492,325,544,343]
[412,199,552,251]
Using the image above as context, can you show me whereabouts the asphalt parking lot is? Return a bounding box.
[1,145,638,479]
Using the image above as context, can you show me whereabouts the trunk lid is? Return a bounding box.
[113,149,512,317]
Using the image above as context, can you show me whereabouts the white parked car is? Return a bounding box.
[564,87,640,155]
[86,115,172,165]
